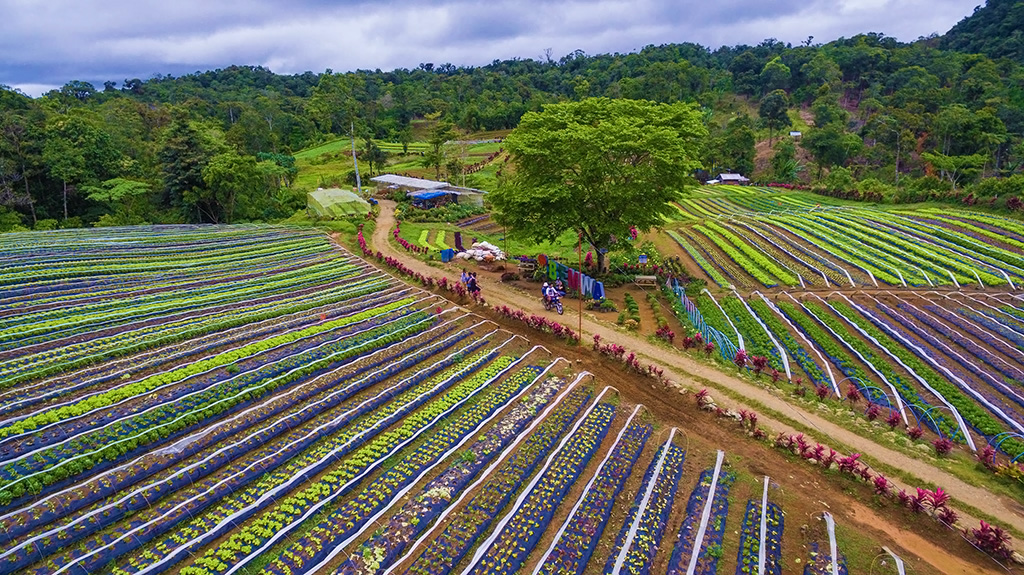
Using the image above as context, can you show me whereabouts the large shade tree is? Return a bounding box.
[490,97,706,271]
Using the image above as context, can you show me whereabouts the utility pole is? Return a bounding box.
[350,122,362,195]
[578,230,583,343]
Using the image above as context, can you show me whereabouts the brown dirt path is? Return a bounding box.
[367,199,1024,545]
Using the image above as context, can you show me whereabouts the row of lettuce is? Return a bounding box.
[668,202,1024,291]
[670,286,1024,459]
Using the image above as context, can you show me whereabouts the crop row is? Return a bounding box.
[0,296,416,443]
[49,347,510,575]
[604,440,686,575]
[666,230,729,288]
[403,387,594,575]
[0,275,394,389]
[263,361,542,575]
[338,374,572,575]
[0,286,408,419]
[666,462,736,575]
[0,310,434,503]
[736,501,784,575]
[747,299,828,388]
[680,228,754,289]
[534,413,651,575]
[834,299,1022,455]
[0,320,478,569]
[0,258,357,348]
[873,301,1024,431]
[462,400,616,575]
[720,296,781,371]
[694,224,783,288]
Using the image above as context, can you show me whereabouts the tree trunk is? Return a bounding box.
[22,167,35,225]
[62,180,68,221]
[894,135,900,185]
[595,249,609,275]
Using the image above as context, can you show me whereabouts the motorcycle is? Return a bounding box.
[543,293,564,315]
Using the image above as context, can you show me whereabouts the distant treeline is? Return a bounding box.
[2,1,1024,228]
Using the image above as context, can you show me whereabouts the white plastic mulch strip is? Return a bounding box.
[882,545,906,575]
[0,316,475,556]
[841,293,989,448]
[54,335,524,575]
[379,367,588,575]
[457,384,615,575]
[732,290,791,380]
[823,511,839,575]
[757,476,769,575]
[610,428,677,575]
[756,292,839,396]
[0,311,466,527]
[801,295,909,426]
[685,449,726,575]
[0,284,408,436]
[531,403,646,575]
[1,298,432,487]
[0,283,407,418]
[297,350,564,575]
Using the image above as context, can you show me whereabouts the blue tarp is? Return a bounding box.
[409,190,449,200]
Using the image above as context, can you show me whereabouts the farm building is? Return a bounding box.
[707,173,751,185]
[370,174,487,208]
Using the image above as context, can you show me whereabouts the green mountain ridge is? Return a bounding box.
[2,2,1024,229]
[942,0,1024,63]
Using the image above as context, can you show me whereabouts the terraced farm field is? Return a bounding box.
[0,224,978,575]
[659,187,1024,463]
[662,188,1023,291]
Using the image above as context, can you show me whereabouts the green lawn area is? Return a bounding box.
[292,136,507,190]
[465,141,503,155]
[294,138,429,161]
[394,221,580,260]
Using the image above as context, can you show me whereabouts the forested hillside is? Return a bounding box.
[942,0,1024,63]
[2,13,1024,229]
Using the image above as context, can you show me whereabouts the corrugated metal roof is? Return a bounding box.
[370,174,448,190]
[442,186,488,195]
[718,173,750,181]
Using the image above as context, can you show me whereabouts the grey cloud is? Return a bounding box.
[0,0,981,95]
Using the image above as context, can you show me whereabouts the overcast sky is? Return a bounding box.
[1,0,983,96]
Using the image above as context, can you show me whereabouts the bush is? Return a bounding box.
[393,201,485,223]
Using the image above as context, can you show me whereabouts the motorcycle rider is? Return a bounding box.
[542,282,558,305]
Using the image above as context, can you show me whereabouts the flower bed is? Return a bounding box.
[404,388,594,575]
[0,308,432,500]
[462,402,616,575]
[0,322,476,566]
[665,465,736,575]
[97,347,508,575]
[604,442,687,575]
[263,362,540,575]
[802,542,848,575]
[534,417,651,575]
[735,501,783,575]
[336,375,569,575]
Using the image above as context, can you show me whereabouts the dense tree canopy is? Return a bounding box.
[2,3,1024,229]
[490,98,706,270]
